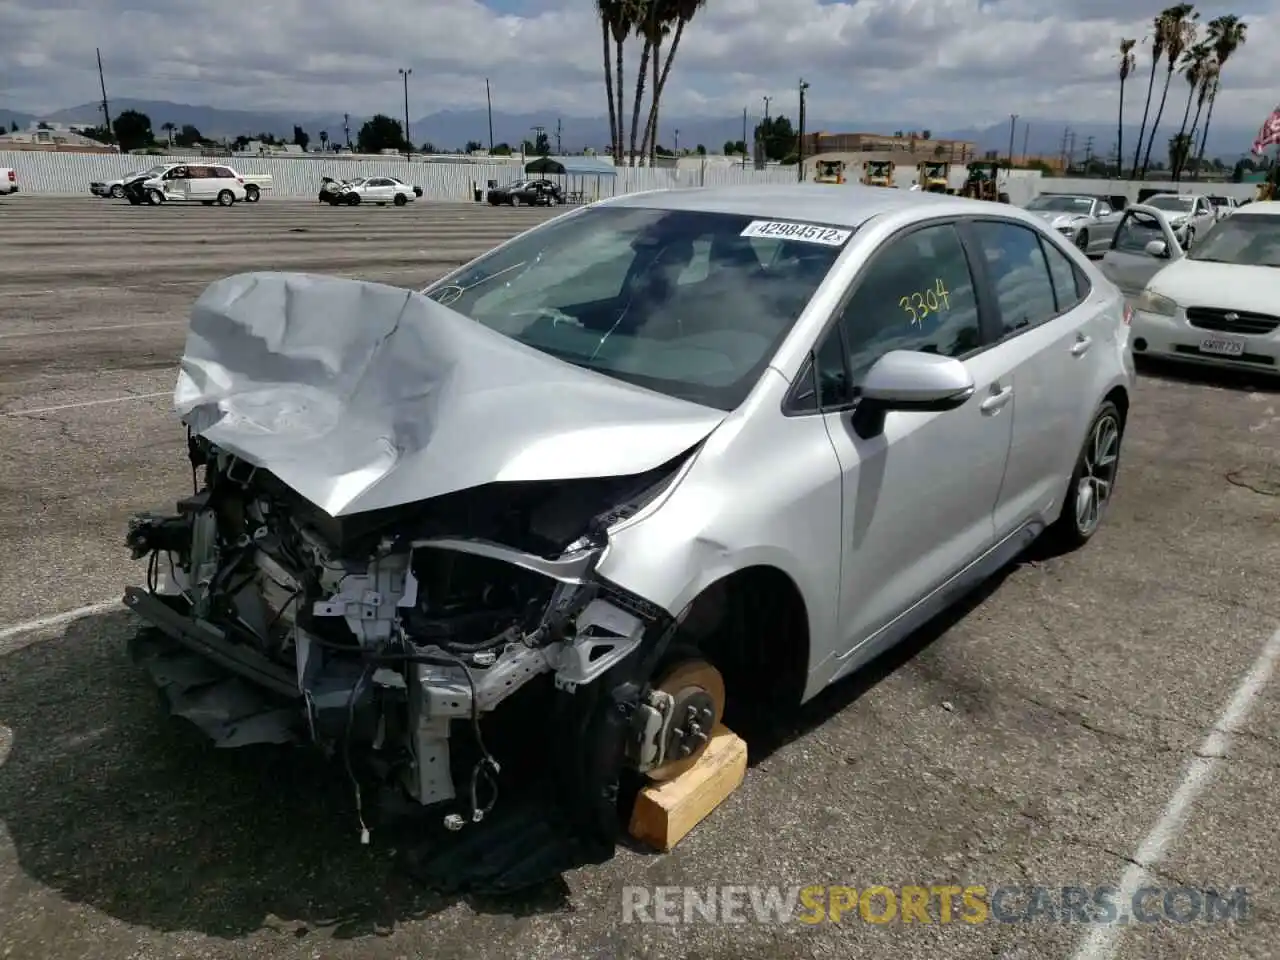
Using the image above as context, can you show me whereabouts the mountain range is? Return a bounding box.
[0,98,1261,162]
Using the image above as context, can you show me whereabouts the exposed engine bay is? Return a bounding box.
[123,432,725,887]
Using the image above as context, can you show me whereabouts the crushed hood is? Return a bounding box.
[174,272,726,517]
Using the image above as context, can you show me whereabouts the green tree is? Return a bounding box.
[722,139,745,155]
[1193,14,1248,177]
[357,114,406,153]
[1116,37,1136,182]
[1168,132,1194,172]
[1139,4,1198,180]
[491,142,512,156]
[754,115,795,162]
[232,135,251,151]
[293,125,310,150]
[113,109,154,152]
[695,143,705,154]
[319,130,329,150]
[465,139,483,152]
[641,0,707,164]
[420,141,437,154]
[596,0,634,161]
[534,131,550,155]
[161,121,176,145]
[175,124,203,148]
[522,139,536,155]
[1172,43,1210,180]
[8,121,16,132]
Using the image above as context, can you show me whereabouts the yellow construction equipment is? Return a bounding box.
[917,161,949,192]
[960,160,1003,201]
[1256,173,1276,201]
[861,160,895,187]
[814,160,846,184]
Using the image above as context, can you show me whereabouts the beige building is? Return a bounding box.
[0,123,119,153]
[802,130,977,165]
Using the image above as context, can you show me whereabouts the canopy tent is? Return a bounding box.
[523,156,617,177]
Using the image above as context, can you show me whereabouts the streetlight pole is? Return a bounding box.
[674,128,679,153]
[797,79,809,182]
[1007,113,1018,168]
[399,67,413,159]
[485,78,494,153]
[742,106,747,169]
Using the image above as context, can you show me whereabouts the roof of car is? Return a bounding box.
[1234,200,1280,216]
[600,183,1022,229]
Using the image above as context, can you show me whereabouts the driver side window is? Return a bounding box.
[1113,211,1164,254]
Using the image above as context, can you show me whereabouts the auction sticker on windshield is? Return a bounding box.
[740,220,852,245]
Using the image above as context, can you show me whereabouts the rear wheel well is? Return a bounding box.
[669,566,810,733]
[1104,384,1129,430]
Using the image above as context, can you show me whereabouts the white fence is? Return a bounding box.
[0,150,801,199]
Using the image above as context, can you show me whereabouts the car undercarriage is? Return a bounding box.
[122,432,723,891]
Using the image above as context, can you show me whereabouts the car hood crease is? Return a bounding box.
[175,272,727,518]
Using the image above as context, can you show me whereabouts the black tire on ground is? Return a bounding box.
[347,193,361,205]
[244,185,259,202]
[1043,400,1124,553]
[511,195,520,206]
[1075,230,1089,253]
[394,193,407,206]
[128,196,142,205]
[217,190,234,206]
[110,184,125,199]
[202,201,214,206]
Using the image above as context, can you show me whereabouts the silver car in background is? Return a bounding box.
[122,185,1134,885]
[1024,193,1124,256]
[1143,193,1217,249]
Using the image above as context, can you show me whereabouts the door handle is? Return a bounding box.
[1071,335,1092,356]
[980,385,1012,414]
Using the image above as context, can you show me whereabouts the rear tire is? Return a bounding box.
[1043,400,1123,552]
[110,184,125,199]
[244,185,260,203]
[394,193,407,206]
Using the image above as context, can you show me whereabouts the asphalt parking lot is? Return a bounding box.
[1,195,1278,960]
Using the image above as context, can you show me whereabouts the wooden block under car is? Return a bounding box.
[628,724,748,852]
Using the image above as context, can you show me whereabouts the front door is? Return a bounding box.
[964,219,1099,536]
[1099,205,1183,299]
[813,221,1014,678]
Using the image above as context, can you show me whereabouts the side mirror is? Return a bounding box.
[852,351,976,439]
[1144,239,1169,259]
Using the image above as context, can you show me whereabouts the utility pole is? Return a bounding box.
[763,96,771,122]
[1066,130,1077,172]
[797,79,809,182]
[1058,126,1070,172]
[95,48,114,143]
[556,119,562,154]
[742,106,747,169]
[343,113,351,150]
[1084,135,1095,171]
[1021,123,1030,164]
[673,128,679,153]
[1007,114,1018,167]
[398,68,413,158]
[531,124,545,160]
[485,78,494,153]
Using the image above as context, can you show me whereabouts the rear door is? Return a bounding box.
[185,166,215,200]
[1099,205,1183,299]
[963,219,1099,536]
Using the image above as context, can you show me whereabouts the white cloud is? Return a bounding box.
[0,0,1275,130]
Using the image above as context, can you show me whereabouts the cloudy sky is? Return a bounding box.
[0,0,1276,127]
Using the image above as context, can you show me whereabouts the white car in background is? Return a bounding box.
[1143,193,1217,249]
[337,176,423,206]
[1099,201,1280,375]
[1207,195,1240,221]
[92,166,162,198]
[1023,193,1123,256]
[0,166,16,195]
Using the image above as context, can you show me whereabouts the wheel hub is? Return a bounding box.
[641,659,725,782]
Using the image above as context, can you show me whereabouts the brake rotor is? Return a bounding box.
[646,659,726,782]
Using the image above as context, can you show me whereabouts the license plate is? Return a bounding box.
[1199,336,1245,357]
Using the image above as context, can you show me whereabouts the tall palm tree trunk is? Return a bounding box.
[1193,76,1220,178]
[1172,84,1196,180]
[1140,68,1175,178]
[628,40,652,165]
[1117,76,1127,177]
[646,41,662,162]
[642,20,686,165]
[614,39,626,166]
[1186,94,1207,180]
[1131,60,1159,179]
[601,19,619,160]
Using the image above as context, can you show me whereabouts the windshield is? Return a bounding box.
[1027,196,1093,213]
[1187,214,1280,267]
[423,206,851,410]
[1148,196,1193,212]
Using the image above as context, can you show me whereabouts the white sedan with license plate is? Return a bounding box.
[1098,201,1280,375]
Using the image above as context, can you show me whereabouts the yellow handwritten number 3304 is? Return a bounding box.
[899,278,951,328]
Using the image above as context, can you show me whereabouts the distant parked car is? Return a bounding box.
[0,166,17,196]
[1143,193,1217,249]
[1023,193,1123,256]
[486,178,563,206]
[1206,195,1239,221]
[335,176,423,206]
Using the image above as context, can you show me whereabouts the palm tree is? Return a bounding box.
[597,0,621,160]
[1139,4,1197,180]
[627,0,660,165]
[641,0,705,164]
[1117,38,1136,178]
[161,121,176,147]
[599,0,636,161]
[319,130,328,151]
[1184,54,1217,179]
[1130,18,1166,179]
[637,1,673,163]
[1172,43,1210,181]
[1193,14,1248,179]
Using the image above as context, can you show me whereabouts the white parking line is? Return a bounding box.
[1070,625,1280,960]
[2,392,170,416]
[0,320,182,340]
[0,599,122,657]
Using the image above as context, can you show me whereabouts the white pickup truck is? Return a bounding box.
[0,167,17,196]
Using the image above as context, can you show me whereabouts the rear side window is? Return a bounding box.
[969,221,1058,336]
[1038,238,1088,313]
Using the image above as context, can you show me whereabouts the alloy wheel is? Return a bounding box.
[1074,414,1120,537]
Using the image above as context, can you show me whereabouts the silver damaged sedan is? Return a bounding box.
[123,184,1135,888]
